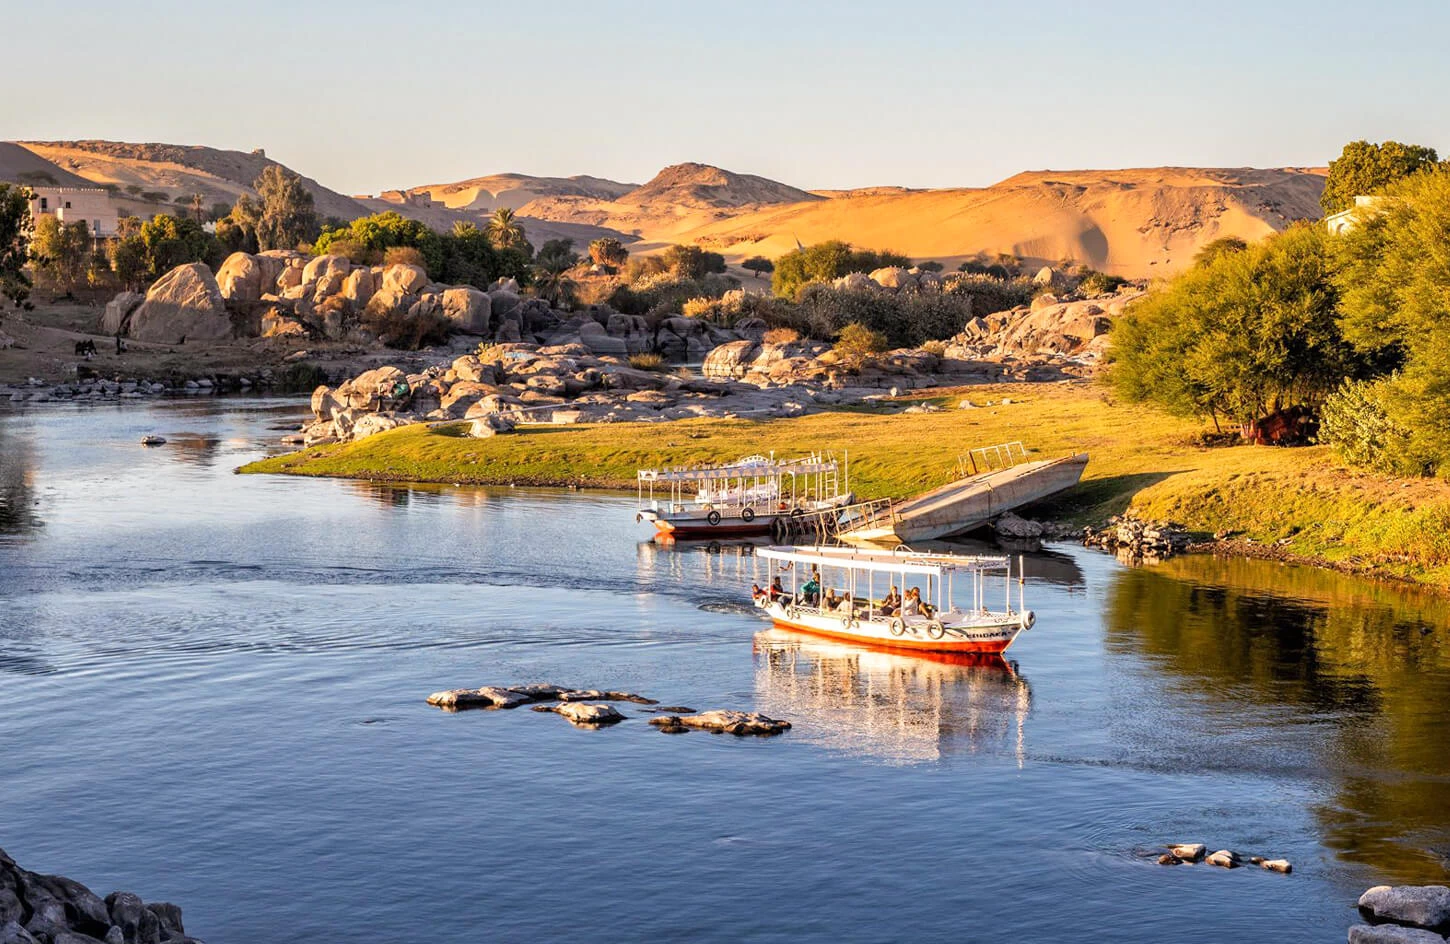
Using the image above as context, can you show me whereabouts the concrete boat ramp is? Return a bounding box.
[835,445,1089,545]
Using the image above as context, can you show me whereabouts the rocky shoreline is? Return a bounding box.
[0,847,200,944]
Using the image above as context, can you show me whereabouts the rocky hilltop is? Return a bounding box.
[401,173,636,212]
[616,162,821,209]
[13,140,370,222]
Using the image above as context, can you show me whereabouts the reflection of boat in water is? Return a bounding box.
[840,444,1088,545]
[753,628,1031,763]
[636,454,852,540]
[755,545,1035,654]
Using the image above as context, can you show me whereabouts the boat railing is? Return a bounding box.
[955,441,1029,479]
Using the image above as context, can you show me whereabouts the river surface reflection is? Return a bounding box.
[1,399,1447,942]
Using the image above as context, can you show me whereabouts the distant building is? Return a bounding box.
[377,189,433,209]
[27,187,120,238]
[1325,195,1386,236]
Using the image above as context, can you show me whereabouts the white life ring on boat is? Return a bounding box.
[706,510,722,526]
[840,614,858,631]
[785,604,799,619]
[926,620,946,640]
[741,507,755,522]
[888,617,906,637]
[1021,609,1036,630]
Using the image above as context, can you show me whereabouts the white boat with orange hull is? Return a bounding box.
[637,454,851,540]
[753,545,1034,655]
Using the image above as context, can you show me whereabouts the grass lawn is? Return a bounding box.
[241,381,1450,588]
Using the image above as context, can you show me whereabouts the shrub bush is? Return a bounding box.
[771,240,910,298]
[1319,378,1422,475]
[1077,269,1127,295]
[363,307,451,350]
[384,246,427,268]
[796,285,977,348]
[628,352,667,371]
[834,322,889,367]
[763,327,801,345]
[921,339,947,357]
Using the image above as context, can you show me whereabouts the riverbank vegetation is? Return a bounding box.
[1110,140,1450,472]
[242,381,1450,589]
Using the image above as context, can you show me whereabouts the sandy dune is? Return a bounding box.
[404,173,635,213]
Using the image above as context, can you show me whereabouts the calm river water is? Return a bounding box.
[2,400,1448,942]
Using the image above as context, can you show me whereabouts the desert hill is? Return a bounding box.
[674,166,1328,276]
[0,143,94,188]
[402,173,635,213]
[14,140,372,222]
[618,162,819,209]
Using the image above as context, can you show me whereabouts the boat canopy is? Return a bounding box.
[638,456,837,483]
[758,545,1010,577]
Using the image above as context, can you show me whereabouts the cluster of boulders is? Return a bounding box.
[942,286,1144,369]
[1083,516,1191,560]
[0,846,200,944]
[702,336,1021,389]
[1352,885,1450,943]
[425,682,790,735]
[298,345,820,444]
[1154,842,1290,872]
[101,255,749,359]
[830,266,949,294]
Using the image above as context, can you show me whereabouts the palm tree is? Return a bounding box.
[532,255,577,310]
[486,207,526,250]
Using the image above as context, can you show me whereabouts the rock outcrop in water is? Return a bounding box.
[1083,516,1192,561]
[425,683,657,711]
[0,846,201,944]
[647,710,791,736]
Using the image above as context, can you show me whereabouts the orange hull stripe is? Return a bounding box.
[770,618,1015,654]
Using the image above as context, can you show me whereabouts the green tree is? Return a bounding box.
[0,184,33,310]
[662,244,726,280]
[742,255,774,279]
[113,214,224,285]
[236,166,319,250]
[1192,236,1248,268]
[771,240,910,298]
[536,238,579,270]
[588,237,628,267]
[1332,167,1450,473]
[30,215,93,295]
[533,256,578,310]
[1108,223,1361,430]
[1321,140,1440,215]
[486,207,527,251]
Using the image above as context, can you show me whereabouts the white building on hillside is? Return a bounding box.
[1325,195,1387,236]
[26,187,120,238]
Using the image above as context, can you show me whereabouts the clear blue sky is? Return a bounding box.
[9,0,1446,193]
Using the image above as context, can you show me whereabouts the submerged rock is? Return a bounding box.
[1347,925,1447,944]
[425,686,530,710]
[556,689,659,705]
[647,710,791,736]
[1156,854,1183,866]
[532,703,625,726]
[1358,885,1450,929]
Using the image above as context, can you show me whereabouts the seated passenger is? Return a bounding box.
[835,593,853,614]
[751,583,767,604]
[801,576,820,606]
[822,588,839,610]
[880,586,900,616]
[769,577,786,602]
[903,588,922,618]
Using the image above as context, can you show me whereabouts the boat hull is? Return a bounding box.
[844,453,1089,545]
[760,602,1027,654]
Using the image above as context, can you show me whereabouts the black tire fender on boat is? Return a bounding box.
[888,617,906,637]
[840,614,857,631]
[706,510,722,526]
[926,620,946,640]
[785,604,799,620]
[1021,609,1036,630]
[790,507,804,517]
[741,507,755,522]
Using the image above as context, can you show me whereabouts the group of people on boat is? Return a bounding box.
[752,567,935,621]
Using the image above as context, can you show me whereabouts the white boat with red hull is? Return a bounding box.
[753,545,1035,655]
[637,454,851,540]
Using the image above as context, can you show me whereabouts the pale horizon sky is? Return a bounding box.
[9,0,1448,195]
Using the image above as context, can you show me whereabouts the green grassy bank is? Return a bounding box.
[241,382,1450,589]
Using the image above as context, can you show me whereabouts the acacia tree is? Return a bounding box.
[232,166,319,250]
[0,184,33,310]
[588,236,628,267]
[742,255,774,279]
[1321,140,1440,215]
[30,216,93,295]
[1108,224,1361,430]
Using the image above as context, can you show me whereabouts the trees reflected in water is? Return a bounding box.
[1104,556,1450,883]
